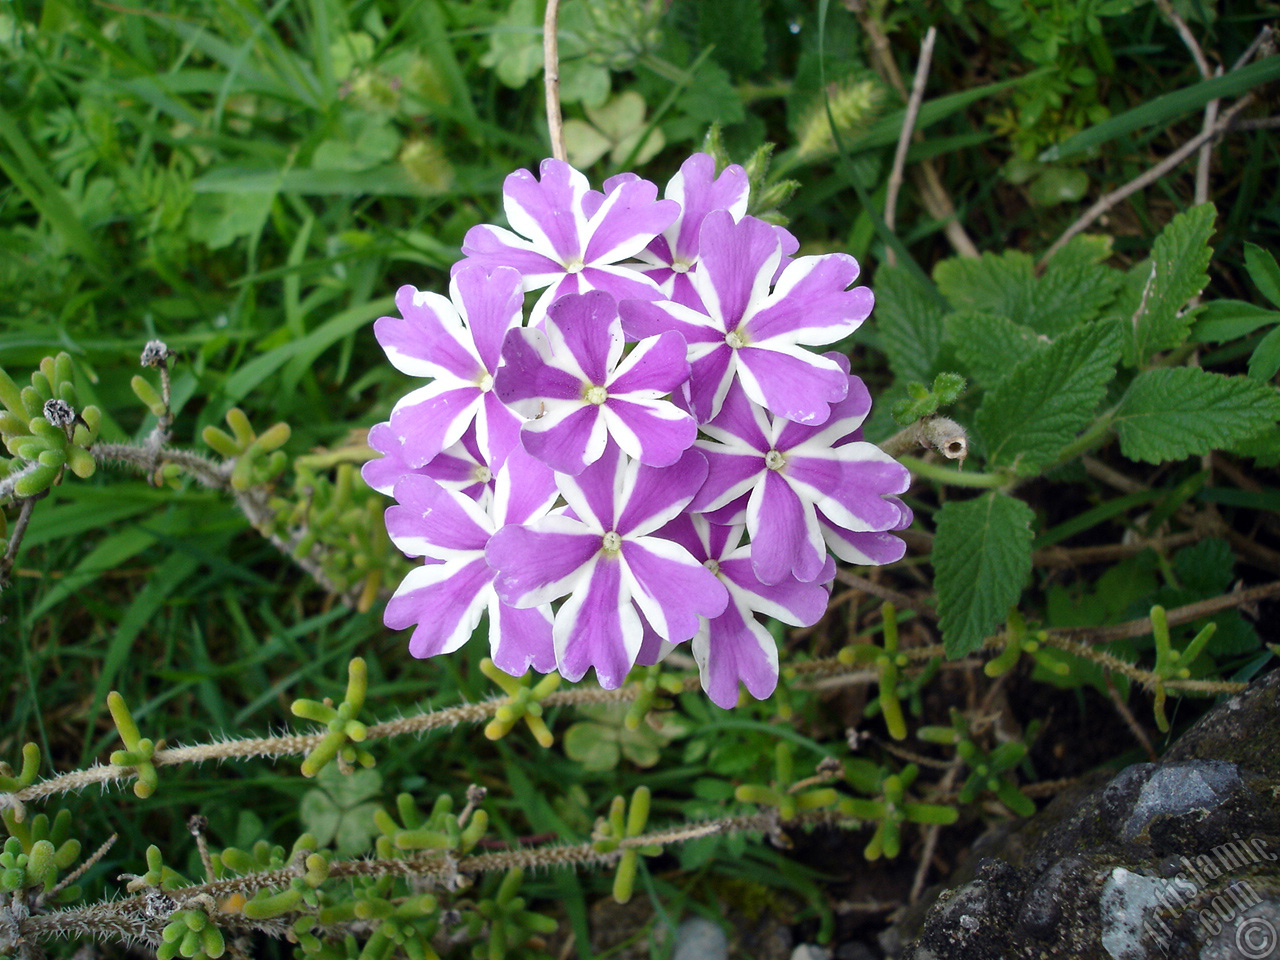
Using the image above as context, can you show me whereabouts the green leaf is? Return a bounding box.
[1032,247,1125,335]
[697,0,765,77]
[1114,367,1280,463]
[1249,325,1280,382]
[933,492,1035,658]
[934,251,1036,320]
[1244,242,1280,310]
[1190,300,1280,343]
[945,312,1048,387]
[1040,56,1280,161]
[874,264,946,383]
[975,321,1122,475]
[1119,204,1215,366]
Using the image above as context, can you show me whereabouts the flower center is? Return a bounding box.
[473,464,492,484]
[704,558,721,576]
[477,372,494,392]
[565,258,585,274]
[601,531,623,554]
[583,384,609,405]
[765,449,786,471]
[671,259,692,274]
[725,330,746,349]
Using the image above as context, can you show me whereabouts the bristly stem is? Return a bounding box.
[543,0,566,161]
[898,455,1008,489]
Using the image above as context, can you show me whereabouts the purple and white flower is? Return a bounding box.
[631,153,749,307]
[620,210,873,426]
[656,514,835,708]
[376,265,526,469]
[692,377,910,585]
[384,446,559,676]
[458,159,679,324]
[485,443,728,688]
[495,290,696,475]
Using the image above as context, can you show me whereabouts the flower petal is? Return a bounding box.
[602,399,697,467]
[387,475,492,558]
[388,382,482,467]
[488,597,556,676]
[503,159,591,263]
[458,224,565,289]
[617,448,708,535]
[450,264,526,372]
[745,253,872,344]
[486,517,600,607]
[663,153,749,263]
[553,555,641,687]
[545,290,623,386]
[622,536,728,642]
[747,470,826,584]
[734,343,848,426]
[386,559,493,658]
[376,286,483,381]
[495,327,582,410]
[693,599,779,708]
[583,177,679,265]
[519,401,607,475]
[608,330,690,395]
[693,212,781,331]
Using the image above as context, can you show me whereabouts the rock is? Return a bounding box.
[896,669,1280,960]
[672,916,729,960]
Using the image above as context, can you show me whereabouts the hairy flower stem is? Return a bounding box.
[90,441,348,598]
[3,577,1260,811]
[898,455,1008,489]
[14,809,847,954]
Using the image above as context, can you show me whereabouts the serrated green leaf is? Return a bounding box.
[874,264,946,383]
[1243,242,1280,309]
[975,321,1122,475]
[1114,367,1280,463]
[933,492,1035,658]
[934,251,1037,321]
[945,312,1048,387]
[1248,324,1280,382]
[1119,204,1215,365]
[1031,252,1125,335]
[1190,300,1280,343]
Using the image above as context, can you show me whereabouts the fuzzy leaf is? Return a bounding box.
[945,312,1048,387]
[874,264,946,383]
[1031,247,1125,335]
[1248,324,1280,382]
[934,492,1035,658]
[934,251,1036,321]
[1119,204,1215,365]
[1244,242,1280,309]
[1114,367,1280,463]
[975,321,1122,475]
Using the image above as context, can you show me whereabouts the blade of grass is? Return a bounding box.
[1040,55,1280,162]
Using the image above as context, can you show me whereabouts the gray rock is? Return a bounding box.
[896,669,1280,960]
[672,916,729,960]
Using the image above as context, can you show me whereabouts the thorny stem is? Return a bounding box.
[90,441,348,599]
[14,810,848,951]
[3,582,1265,812]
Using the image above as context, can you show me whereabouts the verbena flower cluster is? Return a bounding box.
[365,154,911,707]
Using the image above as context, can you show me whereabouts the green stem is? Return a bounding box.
[1041,408,1117,473]
[899,456,1009,489]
